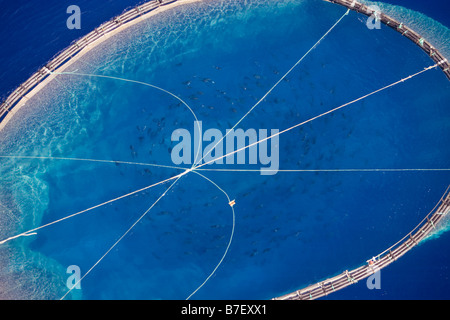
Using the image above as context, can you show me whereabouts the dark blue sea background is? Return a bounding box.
[0,0,449,300]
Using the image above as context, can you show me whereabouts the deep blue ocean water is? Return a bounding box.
[0,0,449,300]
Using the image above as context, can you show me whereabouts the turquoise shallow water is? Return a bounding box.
[0,0,449,299]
